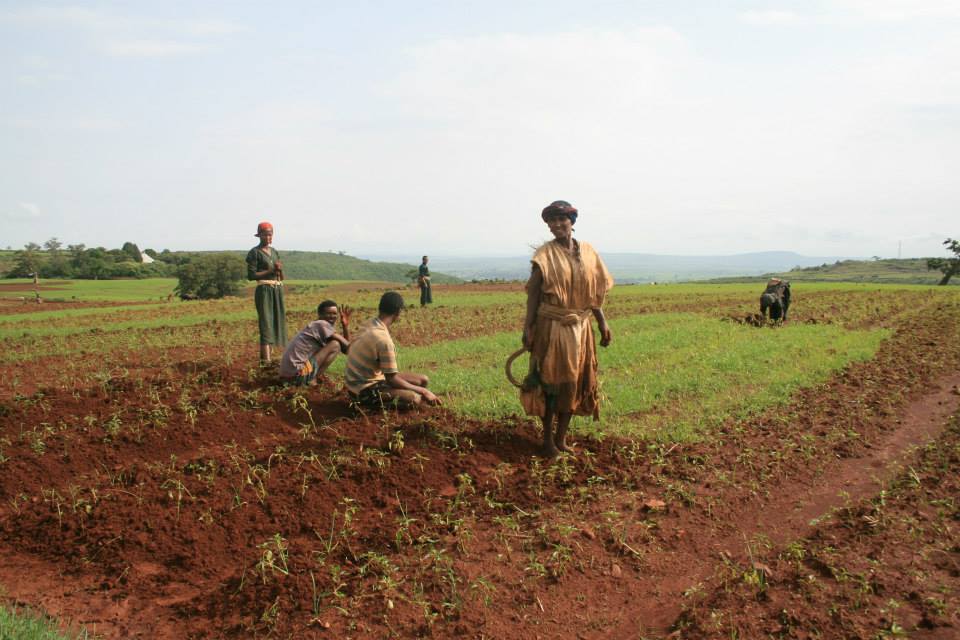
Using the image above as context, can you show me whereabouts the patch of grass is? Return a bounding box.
[327,313,887,440]
[0,604,94,639]
[0,278,177,302]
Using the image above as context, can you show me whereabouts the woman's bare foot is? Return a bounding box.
[556,439,576,454]
[540,442,560,458]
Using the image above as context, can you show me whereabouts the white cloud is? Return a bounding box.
[740,10,805,25]
[4,203,41,220]
[387,28,695,124]
[99,39,210,57]
[182,20,247,36]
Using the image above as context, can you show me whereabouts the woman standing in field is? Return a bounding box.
[521,200,614,457]
[247,221,287,364]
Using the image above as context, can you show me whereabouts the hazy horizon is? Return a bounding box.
[2,2,958,259]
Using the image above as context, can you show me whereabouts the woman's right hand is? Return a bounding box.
[522,325,534,352]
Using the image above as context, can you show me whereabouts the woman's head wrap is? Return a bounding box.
[255,221,274,237]
[541,200,578,224]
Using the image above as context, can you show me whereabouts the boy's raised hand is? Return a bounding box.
[339,305,353,327]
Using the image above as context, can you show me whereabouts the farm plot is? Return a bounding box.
[0,282,958,639]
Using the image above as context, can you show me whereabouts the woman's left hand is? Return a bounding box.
[599,321,612,347]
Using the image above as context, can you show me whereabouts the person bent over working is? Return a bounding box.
[759,277,791,322]
[279,300,351,386]
[345,291,440,409]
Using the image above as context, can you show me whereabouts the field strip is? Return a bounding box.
[671,397,960,638]
[0,302,180,325]
[325,312,887,439]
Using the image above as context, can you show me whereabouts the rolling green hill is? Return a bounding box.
[0,248,460,284]
[258,250,461,283]
[705,258,954,285]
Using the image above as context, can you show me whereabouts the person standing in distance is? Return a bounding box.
[246,221,287,364]
[418,255,432,307]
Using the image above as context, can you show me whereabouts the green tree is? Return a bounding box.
[121,241,141,262]
[927,238,960,285]
[175,254,245,299]
[9,242,42,278]
[42,237,69,276]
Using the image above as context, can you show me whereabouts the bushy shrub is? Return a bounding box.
[175,254,245,299]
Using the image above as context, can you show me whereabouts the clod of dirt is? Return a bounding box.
[581,526,596,540]
[611,563,623,578]
[643,498,667,511]
[438,484,458,497]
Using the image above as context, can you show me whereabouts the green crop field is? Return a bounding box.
[0,279,934,441]
[324,313,887,441]
[0,277,178,302]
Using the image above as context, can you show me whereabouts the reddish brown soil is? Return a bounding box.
[0,298,958,639]
[0,281,73,292]
[0,299,147,314]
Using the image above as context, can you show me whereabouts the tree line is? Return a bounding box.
[5,238,185,279]
[4,239,245,299]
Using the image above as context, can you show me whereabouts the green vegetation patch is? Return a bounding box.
[0,278,177,302]
[705,258,958,285]
[0,605,93,640]
[329,313,887,440]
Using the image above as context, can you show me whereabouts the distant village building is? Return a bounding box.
[140,250,155,264]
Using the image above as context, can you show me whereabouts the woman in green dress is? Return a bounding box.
[247,221,287,363]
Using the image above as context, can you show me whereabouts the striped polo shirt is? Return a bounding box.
[344,318,399,394]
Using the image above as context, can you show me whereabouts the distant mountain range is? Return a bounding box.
[361,251,853,283]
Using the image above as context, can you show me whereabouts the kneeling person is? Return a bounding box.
[279,300,351,386]
[345,291,439,409]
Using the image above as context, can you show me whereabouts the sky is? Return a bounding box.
[1,1,958,259]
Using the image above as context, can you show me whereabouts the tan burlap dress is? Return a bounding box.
[521,240,613,419]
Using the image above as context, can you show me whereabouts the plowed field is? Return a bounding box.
[1,282,958,639]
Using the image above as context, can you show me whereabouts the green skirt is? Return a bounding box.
[254,284,287,346]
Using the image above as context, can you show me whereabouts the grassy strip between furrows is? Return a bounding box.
[326,312,887,440]
[0,286,518,340]
[0,605,94,640]
[0,280,947,337]
[0,278,177,302]
[0,280,935,347]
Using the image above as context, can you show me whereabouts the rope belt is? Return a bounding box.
[257,280,283,287]
[537,303,591,326]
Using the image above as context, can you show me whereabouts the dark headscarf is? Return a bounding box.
[541,200,578,224]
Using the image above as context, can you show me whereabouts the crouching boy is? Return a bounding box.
[279,300,351,386]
